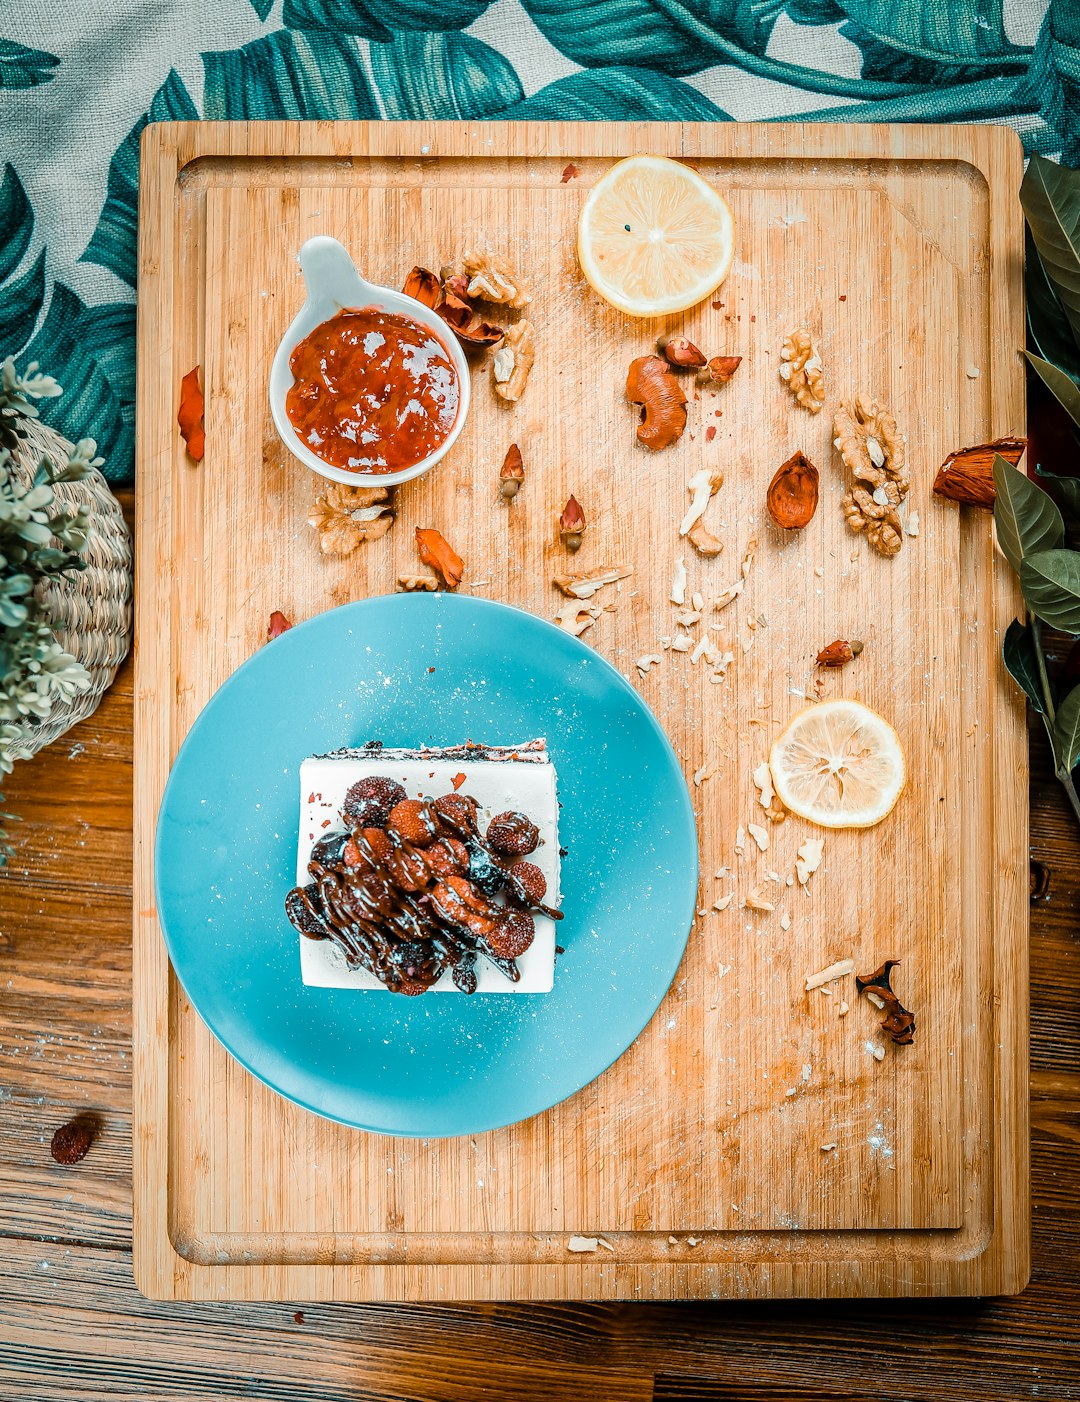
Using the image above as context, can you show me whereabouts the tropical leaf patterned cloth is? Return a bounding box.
[0,0,1073,484]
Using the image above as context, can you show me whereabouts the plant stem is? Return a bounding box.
[1029,612,1080,826]
[1030,614,1057,724]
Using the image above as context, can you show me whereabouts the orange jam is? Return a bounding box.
[286,307,459,473]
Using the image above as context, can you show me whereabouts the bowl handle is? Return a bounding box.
[298,236,373,309]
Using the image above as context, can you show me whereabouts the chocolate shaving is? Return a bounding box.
[856,960,916,1045]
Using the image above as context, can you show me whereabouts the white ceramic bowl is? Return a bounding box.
[268,236,471,489]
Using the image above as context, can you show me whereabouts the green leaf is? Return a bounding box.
[1023,350,1080,432]
[1014,14,1080,170]
[1002,618,1047,715]
[517,0,913,97]
[993,453,1065,575]
[1054,683,1080,771]
[777,75,1037,128]
[367,32,523,118]
[18,284,133,485]
[1021,153,1080,357]
[0,164,33,285]
[250,0,276,16]
[1027,227,1080,380]
[1020,549,1080,635]
[0,38,58,90]
[202,31,378,119]
[80,70,197,289]
[498,67,731,120]
[0,248,45,354]
[834,0,1029,67]
[283,0,492,35]
[1034,465,1080,526]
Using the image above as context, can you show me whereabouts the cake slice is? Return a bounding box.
[287,741,561,993]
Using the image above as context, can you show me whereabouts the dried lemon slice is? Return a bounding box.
[769,699,905,830]
[576,155,735,317]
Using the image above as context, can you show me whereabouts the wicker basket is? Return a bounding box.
[8,417,132,761]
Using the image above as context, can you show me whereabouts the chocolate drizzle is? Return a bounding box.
[286,785,562,994]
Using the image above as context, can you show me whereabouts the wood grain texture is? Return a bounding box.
[129,121,1029,1300]
[0,538,1077,1392]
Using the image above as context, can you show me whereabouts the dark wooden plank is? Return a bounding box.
[2,487,1080,1398]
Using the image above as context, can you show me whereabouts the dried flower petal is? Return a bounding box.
[267,610,292,640]
[178,366,204,461]
[415,526,464,589]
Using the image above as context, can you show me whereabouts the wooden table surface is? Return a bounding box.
[1,489,1077,1400]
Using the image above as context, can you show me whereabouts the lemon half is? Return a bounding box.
[576,155,736,317]
[769,699,906,830]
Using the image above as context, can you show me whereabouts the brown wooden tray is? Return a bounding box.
[133,120,1028,1300]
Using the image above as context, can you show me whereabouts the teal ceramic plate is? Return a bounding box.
[155,594,697,1136]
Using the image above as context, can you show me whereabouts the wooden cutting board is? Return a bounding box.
[133,120,1028,1301]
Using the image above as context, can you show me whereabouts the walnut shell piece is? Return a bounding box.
[401,266,442,309]
[499,443,525,500]
[626,355,688,451]
[462,247,531,310]
[656,334,707,369]
[308,484,394,556]
[816,638,863,667]
[397,574,439,592]
[493,320,535,403]
[932,436,1026,508]
[687,518,723,557]
[559,495,586,552]
[697,355,742,389]
[766,451,819,530]
[856,960,915,1045]
[439,289,505,349]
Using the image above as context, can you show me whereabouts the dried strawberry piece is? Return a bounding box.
[506,859,546,905]
[50,1118,95,1165]
[386,799,439,848]
[486,909,535,959]
[433,792,480,836]
[342,776,406,828]
[486,810,539,857]
[422,836,469,879]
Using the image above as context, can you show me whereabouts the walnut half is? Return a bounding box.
[779,329,825,413]
[834,395,909,558]
[309,484,394,556]
[462,248,530,310]
[493,320,535,403]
